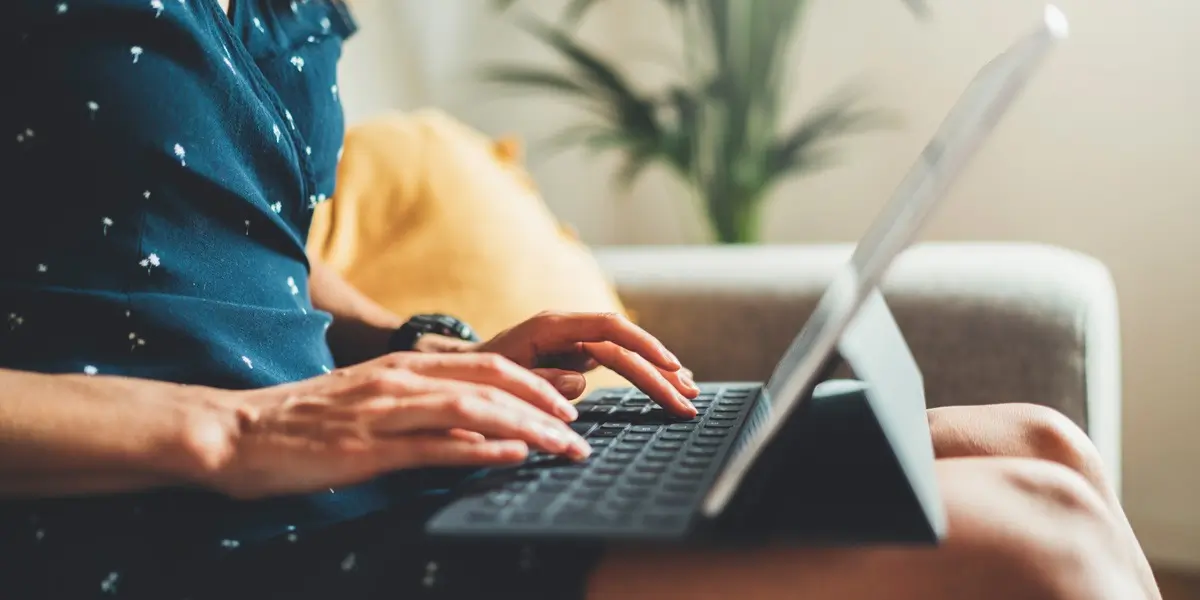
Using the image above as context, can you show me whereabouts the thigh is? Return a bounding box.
[586,457,1143,600]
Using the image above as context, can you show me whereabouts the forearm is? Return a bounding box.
[0,369,232,498]
[308,257,406,365]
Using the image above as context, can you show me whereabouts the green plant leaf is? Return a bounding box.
[479,65,595,97]
[563,0,600,24]
[767,91,896,179]
[510,16,666,156]
[542,125,630,154]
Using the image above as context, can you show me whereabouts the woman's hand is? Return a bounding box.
[200,352,589,500]
[473,311,700,417]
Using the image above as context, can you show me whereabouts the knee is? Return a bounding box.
[1009,404,1108,485]
[930,403,1109,486]
[981,461,1142,600]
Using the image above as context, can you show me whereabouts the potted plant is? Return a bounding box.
[486,0,927,244]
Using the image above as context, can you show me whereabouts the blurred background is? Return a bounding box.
[336,0,1199,573]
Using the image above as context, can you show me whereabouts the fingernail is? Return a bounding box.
[558,402,579,422]
[496,440,529,458]
[556,376,585,397]
[571,440,592,460]
[679,394,698,416]
[665,350,682,369]
[538,425,569,450]
[682,375,700,393]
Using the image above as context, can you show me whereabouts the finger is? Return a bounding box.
[369,392,590,460]
[585,342,698,417]
[531,368,588,400]
[448,428,486,443]
[399,353,579,422]
[526,312,681,371]
[660,365,699,397]
[367,370,584,443]
[535,348,599,373]
[338,369,587,456]
[378,435,530,470]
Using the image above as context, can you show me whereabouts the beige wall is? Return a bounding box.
[339,0,1200,565]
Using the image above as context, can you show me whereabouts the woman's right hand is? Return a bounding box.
[195,352,590,499]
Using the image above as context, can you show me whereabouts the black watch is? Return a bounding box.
[387,314,480,353]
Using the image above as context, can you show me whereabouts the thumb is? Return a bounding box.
[531,368,588,400]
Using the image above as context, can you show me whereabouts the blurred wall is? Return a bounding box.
[338,0,1200,566]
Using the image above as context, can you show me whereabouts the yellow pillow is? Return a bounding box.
[307,109,629,391]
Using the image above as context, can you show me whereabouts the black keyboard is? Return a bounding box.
[425,385,760,540]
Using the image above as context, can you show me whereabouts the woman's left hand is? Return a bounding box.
[472,311,700,417]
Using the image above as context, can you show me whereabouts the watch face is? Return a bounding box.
[416,314,478,342]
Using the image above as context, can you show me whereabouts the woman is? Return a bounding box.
[2,1,1161,598]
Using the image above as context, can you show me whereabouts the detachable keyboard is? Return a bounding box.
[425,385,760,540]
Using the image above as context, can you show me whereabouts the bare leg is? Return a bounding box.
[928,403,1161,599]
[587,458,1147,600]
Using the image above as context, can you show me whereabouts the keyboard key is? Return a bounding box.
[615,486,652,499]
[582,474,616,487]
[587,437,614,448]
[653,494,693,507]
[631,425,661,434]
[622,433,653,443]
[594,465,624,476]
[486,492,517,507]
[602,498,640,513]
[652,441,684,451]
[581,406,614,420]
[614,443,643,453]
[663,481,699,494]
[571,487,606,500]
[687,446,717,457]
[606,452,638,464]
[699,429,729,438]
[517,494,559,511]
[644,451,674,463]
[570,422,597,436]
[660,432,689,441]
[621,397,650,407]
[667,424,696,431]
[706,419,734,426]
[539,480,569,493]
[591,428,622,438]
[626,473,657,485]
[467,509,498,523]
[671,467,705,480]
[560,499,589,512]
[681,457,710,469]
[633,462,668,474]
[610,407,645,419]
[693,437,723,447]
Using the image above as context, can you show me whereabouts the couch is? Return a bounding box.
[595,242,1123,491]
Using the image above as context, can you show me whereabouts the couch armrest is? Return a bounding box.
[595,242,1121,488]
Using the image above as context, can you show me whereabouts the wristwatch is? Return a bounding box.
[387,314,480,353]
